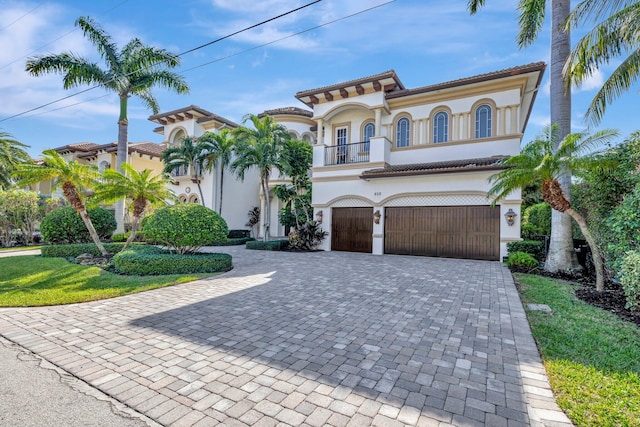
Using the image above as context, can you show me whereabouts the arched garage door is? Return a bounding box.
[384,206,500,260]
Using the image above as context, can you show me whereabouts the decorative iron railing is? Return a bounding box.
[324,141,370,166]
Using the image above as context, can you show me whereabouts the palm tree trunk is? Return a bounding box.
[123,215,140,251]
[546,0,581,273]
[62,182,108,256]
[262,173,270,242]
[115,95,129,234]
[565,208,605,292]
[196,180,205,206]
[219,167,224,216]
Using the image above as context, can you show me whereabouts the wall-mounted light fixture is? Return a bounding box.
[505,208,517,226]
[316,210,323,224]
[373,210,381,224]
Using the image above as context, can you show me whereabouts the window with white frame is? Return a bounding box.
[363,122,375,152]
[475,104,492,138]
[433,111,448,143]
[396,117,410,148]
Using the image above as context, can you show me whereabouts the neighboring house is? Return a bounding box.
[292,62,546,260]
[32,141,165,225]
[148,106,262,232]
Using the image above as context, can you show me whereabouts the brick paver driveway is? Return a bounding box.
[0,247,571,426]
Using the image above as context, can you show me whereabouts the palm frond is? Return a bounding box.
[517,0,547,47]
[75,16,119,69]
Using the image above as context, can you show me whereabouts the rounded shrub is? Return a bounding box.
[507,240,545,262]
[143,204,228,254]
[506,251,539,269]
[40,206,116,244]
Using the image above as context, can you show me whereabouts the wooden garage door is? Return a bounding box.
[331,207,373,253]
[384,206,499,260]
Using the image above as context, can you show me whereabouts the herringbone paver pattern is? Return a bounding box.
[0,247,571,426]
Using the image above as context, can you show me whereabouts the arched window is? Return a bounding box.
[396,117,410,148]
[188,194,199,204]
[288,131,298,140]
[171,129,186,146]
[363,122,375,152]
[178,195,187,203]
[98,160,110,173]
[475,104,492,138]
[433,112,448,143]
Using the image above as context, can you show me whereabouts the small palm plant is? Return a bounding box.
[93,163,174,250]
[13,150,107,255]
[488,124,619,291]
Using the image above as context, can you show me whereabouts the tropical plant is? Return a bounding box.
[0,190,41,246]
[25,16,189,229]
[12,150,108,255]
[0,130,30,190]
[93,163,174,250]
[469,0,578,273]
[198,130,235,215]
[231,114,291,242]
[162,136,206,205]
[245,206,260,238]
[564,0,640,125]
[606,183,640,272]
[488,124,619,291]
[143,204,228,254]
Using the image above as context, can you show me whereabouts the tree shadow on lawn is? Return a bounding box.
[129,253,533,423]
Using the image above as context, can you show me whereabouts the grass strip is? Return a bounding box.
[516,273,640,426]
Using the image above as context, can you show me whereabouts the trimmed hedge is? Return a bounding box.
[209,237,255,246]
[619,251,640,311]
[507,240,545,261]
[113,245,232,275]
[41,242,127,258]
[228,229,251,239]
[246,239,289,251]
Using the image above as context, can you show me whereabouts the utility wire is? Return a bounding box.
[0,0,129,72]
[16,0,396,121]
[0,0,322,123]
[0,1,44,33]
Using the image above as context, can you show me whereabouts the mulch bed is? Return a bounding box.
[510,266,640,328]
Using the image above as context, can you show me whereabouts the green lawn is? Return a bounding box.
[516,273,640,427]
[0,255,212,307]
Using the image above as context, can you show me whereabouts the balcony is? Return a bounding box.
[324,141,370,166]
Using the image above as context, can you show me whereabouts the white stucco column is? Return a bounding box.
[498,107,506,136]
[423,118,430,144]
[372,206,384,255]
[374,108,382,136]
[316,119,324,145]
[452,114,459,141]
[510,106,519,134]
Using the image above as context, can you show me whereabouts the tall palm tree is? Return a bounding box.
[0,130,30,190]
[488,124,619,291]
[25,16,189,231]
[93,163,174,250]
[231,114,291,242]
[162,136,206,206]
[564,0,640,125]
[469,0,578,272]
[12,150,108,255]
[198,130,235,215]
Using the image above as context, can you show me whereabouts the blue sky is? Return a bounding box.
[0,0,636,157]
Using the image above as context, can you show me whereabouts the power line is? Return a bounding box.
[0,0,322,123]
[0,0,129,72]
[0,1,44,33]
[18,1,395,122]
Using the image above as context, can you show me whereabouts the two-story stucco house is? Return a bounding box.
[290,62,545,260]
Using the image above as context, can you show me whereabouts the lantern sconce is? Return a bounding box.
[316,210,323,224]
[373,210,381,224]
[504,208,517,226]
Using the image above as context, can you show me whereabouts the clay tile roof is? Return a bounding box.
[386,62,546,100]
[127,142,165,157]
[195,113,240,129]
[360,155,508,179]
[260,107,313,118]
[148,105,214,122]
[54,142,100,153]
